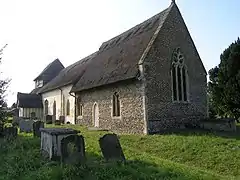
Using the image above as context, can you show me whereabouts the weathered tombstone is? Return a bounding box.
[45,115,53,124]
[59,116,65,124]
[40,128,80,160]
[33,121,44,137]
[19,119,34,133]
[52,115,56,124]
[61,135,85,165]
[99,133,126,162]
[4,126,18,139]
[55,120,61,125]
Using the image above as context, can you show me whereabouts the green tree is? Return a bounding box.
[0,44,10,122]
[208,38,240,121]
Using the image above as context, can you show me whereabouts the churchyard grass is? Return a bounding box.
[0,125,239,180]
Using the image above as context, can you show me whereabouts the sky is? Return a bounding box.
[0,0,239,106]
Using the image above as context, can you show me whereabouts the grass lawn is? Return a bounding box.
[0,125,239,180]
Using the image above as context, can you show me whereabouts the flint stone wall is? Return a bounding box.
[76,80,145,134]
[143,4,207,133]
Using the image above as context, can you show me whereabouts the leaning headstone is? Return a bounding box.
[19,119,34,133]
[33,121,44,137]
[4,126,18,139]
[61,135,86,165]
[99,133,126,162]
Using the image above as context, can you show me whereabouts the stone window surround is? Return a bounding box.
[76,97,83,119]
[78,104,83,119]
[171,48,190,103]
[111,92,122,119]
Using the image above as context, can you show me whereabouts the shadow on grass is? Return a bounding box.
[0,134,220,180]
[73,152,218,180]
[153,126,240,140]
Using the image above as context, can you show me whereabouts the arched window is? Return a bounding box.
[77,97,83,116]
[171,48,188,102]
[66,99,70,115]
[112,92,120,117]
[53,100,56,116]
[44,100,48,115]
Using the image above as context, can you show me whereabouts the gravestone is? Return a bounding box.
[61,135,85,165]
[33,121,44,137]
[19,119,34,133]
[4,127,18,139]
[55,120,61,125]
[59,116,65,124]
[99,133,126,162]
[30,112,36,119]
[40,128,80,160]
[46,115,53,124]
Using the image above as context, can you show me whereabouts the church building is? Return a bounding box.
[17,1,207,134]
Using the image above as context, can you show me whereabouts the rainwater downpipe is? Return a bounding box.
[69,92,77,124]
[58,88,63,116]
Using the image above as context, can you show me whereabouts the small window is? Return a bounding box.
[112,92,120,117]
[77,97,83,116]
[66,99,70,115]
[79,104,83,116]
[44,100,48,115]
[36,80,43,88]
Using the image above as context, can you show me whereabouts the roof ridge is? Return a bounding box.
[38,51,98,93]
[71,3,175,92]
[40,3,175,93]
[64,51,98,70]
[138,3,174,65]
[99,6,171,51]
[33,58,65,81]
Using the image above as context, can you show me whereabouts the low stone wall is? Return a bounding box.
[200,118,236,132]
[148,116,201,134]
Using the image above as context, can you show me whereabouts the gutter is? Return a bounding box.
[69,92,77,124]
[58,88,63,116]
